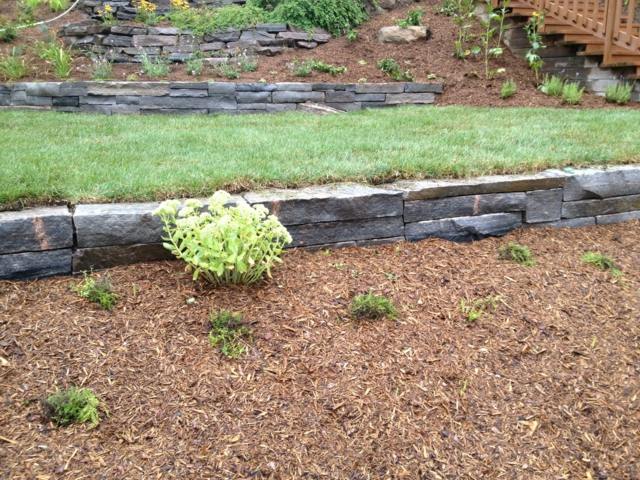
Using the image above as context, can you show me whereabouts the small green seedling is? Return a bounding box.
[397,8,424,28]
[605,82,633,105]
[44,387,102,427]
[377,58,414,82]
[346,29,358,42]
[538,74,564,97]
[500,79,517,99]
[459,295,500,323]
[499,242,535,266]
[208,310,252,358]
[75,273,118,310]
[581,251,622,277]
[350,293,397,320]
[561,81,584,105]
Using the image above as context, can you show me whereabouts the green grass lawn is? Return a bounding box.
[1,105,639,207]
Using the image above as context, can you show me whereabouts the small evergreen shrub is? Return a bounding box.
[500,79,517,99]
[75,274,118,310]
[538,74,564,97]
[154,192,292,285]
[397,8,424,28]
[169,4,267,37]
[377,58,414,81]
[268,0,368,36]
[605,82,633,105]
[582,251,622,277]
[350,293,397,320]
[208,310,252,358]
[499,242,535,266]
[44,387,102,427]
[561,81,584,105]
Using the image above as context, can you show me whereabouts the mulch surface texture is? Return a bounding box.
[2,0,638,107]
[1,221,639,478]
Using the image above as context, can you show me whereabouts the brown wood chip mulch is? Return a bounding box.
[1,222,639,479]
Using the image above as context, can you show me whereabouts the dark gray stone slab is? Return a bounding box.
[386,93,435,104]
[256,23,288,33]
[0,207,73,255]
[405,213,522,242]
[531,217,596,229]
[355,83,405,94]
[562,194,640,218]
[139,95,237,109]
[24,82,61,97]
[203,29,241,42]
[237,91,271,103]
[170,82,209,89]
[74,203,163,247]
[86,82,170,96]
[287,216,404,247]
[132,35,178,47]
[236,82,278,92]
[73,243,174,272]
[102,35,132,47]
[272,91,324,103]
[273,83,312,92]
[388,171,567,201]
[244,183,403,225]
[525,188,563,223]
[208,82,237,94]
[25,96,53,107]
[563,166,640,201]
[325,91,356,103]
[404,83,444,93]
[354,93,386,102]
[404,192,526,222]
[53,96,79,107]
[169,89,209,97]
[596,210,640,225]
[0,249,72,280]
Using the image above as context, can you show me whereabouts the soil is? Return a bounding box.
[1,221,639,479]
[1,0,636,107]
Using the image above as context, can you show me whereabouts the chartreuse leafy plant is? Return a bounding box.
[75,273,118,310]
[208,310,252,358]
[499,242,535,266]
[44,387,103,427]
[154,192,292,285]
[581,251,622,277]
[350,293,397,320]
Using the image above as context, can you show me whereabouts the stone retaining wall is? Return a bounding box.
[60,21,332,61]
[2,166,639,280]
[0,81,443,114]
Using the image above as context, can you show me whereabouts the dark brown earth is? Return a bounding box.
[1,0,636,107]
[1,221,639,479]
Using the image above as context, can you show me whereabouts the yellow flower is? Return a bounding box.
[104,4,112,12]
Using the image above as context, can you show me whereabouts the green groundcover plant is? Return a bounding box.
[154,192,292,285]
[44,387,102,427]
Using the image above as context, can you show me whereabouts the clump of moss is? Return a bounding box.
[75,273,118,310]
[350,293,397,320]
[44,387,102,427]
[499,242,535,266]
[209,310,252,358]
[581,251,622,277]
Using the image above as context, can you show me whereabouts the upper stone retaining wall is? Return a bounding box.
[2,165,639,280]
[0,81,443,114]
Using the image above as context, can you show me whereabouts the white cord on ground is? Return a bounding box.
[1,0,83,32]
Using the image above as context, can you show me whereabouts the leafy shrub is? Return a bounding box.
[293,59,346,76]
[350,293,397,320]
[75,273,118,310]
[44,387,102,427]
[398,8,423,28]
[346,29,358,42]
[459,295,500,323]
[269,0,368,36]
[582,251,622,277]
[154,192,292,285]
[499,242,535,266]
[141,53,170,78]
[90,56,112,80]
[377,58,414,81]
[0,48,28,81]
[0,19,18,43]
[37,41,73,78]
[605,82,633,105]
[208,310,252,358]
[48,0,70,12]
[500,79,517,99]
[538,74,564,97]
[169,4,267,37]
[562,81,584,105]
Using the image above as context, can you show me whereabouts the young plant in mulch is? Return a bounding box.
[459,295,501,323]
[605,82,633,105]
[44,387,103,428]
[538,74,564,97]
[75,273,118,310]
[500,79,517,99]
[208,310,252,358]
[397,8,424,28]
[581,252,622,277]
[499,242,535,266]
[524,11,545,82]
[292,59,347,77]
[561,81,584,105]
[350,293,397,321]
[377,58,414,82]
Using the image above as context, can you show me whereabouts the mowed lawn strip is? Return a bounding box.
[1,105,639,206]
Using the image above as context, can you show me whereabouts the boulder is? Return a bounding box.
[378,26,428,44]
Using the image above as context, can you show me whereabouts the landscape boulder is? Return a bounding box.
[378,25,429,43]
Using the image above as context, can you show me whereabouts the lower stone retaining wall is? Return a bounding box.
[2,165,639,280]
[0,81,442,114]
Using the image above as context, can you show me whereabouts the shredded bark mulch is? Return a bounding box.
[2,0,636,107]
[1,222,639,478]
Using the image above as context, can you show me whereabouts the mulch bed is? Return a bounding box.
[2,0,636,107]
[1,221,639,478]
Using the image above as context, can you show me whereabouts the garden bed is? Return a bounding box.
[1,221,639,477]
[1,0,637,106]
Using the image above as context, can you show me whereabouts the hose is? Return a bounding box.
[1,0,83,32]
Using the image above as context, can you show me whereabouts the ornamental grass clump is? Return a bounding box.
[350,293,397,320]
[154,192,292,285]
